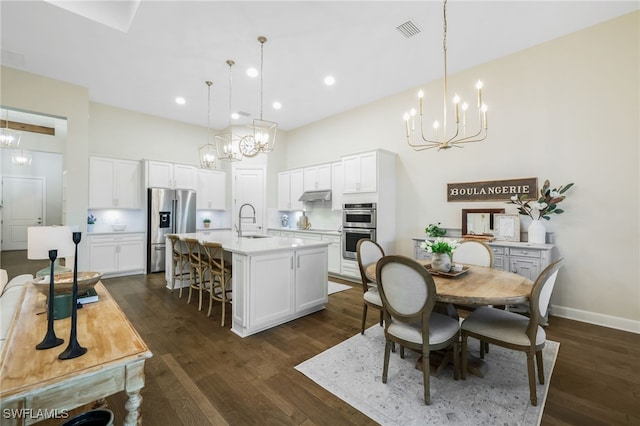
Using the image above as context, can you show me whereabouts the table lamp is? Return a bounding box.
[27,226,75,350]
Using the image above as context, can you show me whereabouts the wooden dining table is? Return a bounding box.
[365,259,534,306]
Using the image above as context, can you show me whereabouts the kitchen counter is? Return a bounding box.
[268,227,342,236]
[167,231,329,337]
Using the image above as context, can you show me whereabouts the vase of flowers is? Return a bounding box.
[425,222,447,238]
[421,237,459,272]
[508,179,574,244]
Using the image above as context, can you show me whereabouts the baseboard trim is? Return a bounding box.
[551,304,640,334]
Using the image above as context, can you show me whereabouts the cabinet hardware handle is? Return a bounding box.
[290,257,293,270]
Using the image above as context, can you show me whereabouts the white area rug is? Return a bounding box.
[328,281,352,295]
[295,325,559,425]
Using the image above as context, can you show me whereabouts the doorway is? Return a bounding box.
[1,176,45,250]
[232,167,266,234]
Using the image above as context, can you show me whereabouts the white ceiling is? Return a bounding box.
[1,1,638,131]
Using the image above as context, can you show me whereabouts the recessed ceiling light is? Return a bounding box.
[246,67,258,78]
[231,112,240,120]
[272,101,282,110]
[324,75,335,86]
[175,97,186,105]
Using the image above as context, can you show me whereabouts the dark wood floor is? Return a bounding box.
[2,250,639,425]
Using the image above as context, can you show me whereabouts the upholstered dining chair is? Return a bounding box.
[452,240,493,268]
[356,239,385,334]
[184,238,209,311]
[460,257,565,406]
[376,255,461,405]
[167,234,190,298]
[202,242,233,326]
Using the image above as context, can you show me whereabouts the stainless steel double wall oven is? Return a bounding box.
[342,202,377,260]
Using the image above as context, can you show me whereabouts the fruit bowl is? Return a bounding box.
[31,271,102,296]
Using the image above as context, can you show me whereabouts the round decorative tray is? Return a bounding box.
[31,271,103,296]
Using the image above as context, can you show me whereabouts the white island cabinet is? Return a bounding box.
[166,231,329,337]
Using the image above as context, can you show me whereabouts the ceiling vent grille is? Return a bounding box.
[237,111,251,117]
[396,20,421,38]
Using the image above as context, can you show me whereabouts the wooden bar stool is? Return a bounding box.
[202,242,233,326]
[167,234,190,298]
[184,238,209,311]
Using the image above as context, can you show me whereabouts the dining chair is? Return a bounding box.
[167,234,190,298]
[202,242,233,326]
[376,255,460,405]
[452,240,493,268]
[460,257,565,406]
[356,239,385,334]
[184,238,209,311]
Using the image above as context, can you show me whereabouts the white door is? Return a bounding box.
[1,177,45,250]
[233,167,265,234]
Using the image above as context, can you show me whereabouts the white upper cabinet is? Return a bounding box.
[197,169,226,210]
[331,161,344,211]
[146,160,197,189]
[89,156,141,209]
[342,151,377,193]
[303,164,331,191]
[277,168,304,211]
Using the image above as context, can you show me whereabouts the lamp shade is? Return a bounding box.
[27,226,75,260]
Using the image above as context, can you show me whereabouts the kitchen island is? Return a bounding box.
[166,231,330,337]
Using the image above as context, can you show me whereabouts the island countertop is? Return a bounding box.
[174,230,330,255]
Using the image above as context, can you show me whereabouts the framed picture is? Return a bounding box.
[461,208,505,236]
[493,214,521,242]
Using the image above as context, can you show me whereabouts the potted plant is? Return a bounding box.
[87,214,97,232]
[421,237,459,272]
[425,222,447,238]
[203,218,211,229]
[508,179,573,244]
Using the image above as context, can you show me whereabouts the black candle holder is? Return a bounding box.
[35,249,64,350]
[59,231,87,360]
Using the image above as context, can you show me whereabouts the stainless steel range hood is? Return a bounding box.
[298,190,332,202]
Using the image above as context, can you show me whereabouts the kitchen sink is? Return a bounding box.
[242,235,271,239]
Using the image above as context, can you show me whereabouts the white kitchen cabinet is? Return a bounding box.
[342,151,377,193]
[323,234,342,274]
[89,233,145,277]
[89,157,141,209]
[295,247,329,311]
[331,161,344,211]
[303,164,331,191]
[277,168,304,211]
[146,160,197,190]
[341,258,361,280]
[196,169,226,210]
[237,246,328,335]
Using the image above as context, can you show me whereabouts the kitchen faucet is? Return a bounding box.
[237,203,256,237]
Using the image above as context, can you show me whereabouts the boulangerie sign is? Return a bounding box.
[447,178,537,202]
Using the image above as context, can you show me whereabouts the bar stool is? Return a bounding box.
[167,234,190,298]
[184,238,209,311]
[202,242,233,326]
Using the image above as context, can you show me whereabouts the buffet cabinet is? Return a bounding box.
[412,238,557,282]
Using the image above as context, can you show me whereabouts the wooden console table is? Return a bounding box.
[0,281,152,425]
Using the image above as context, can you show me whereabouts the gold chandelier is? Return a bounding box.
[240,36,277,156]
[199,80,216,168]
[404,0,488,151]
[215,60,243,162]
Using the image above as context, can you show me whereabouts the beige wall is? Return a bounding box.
[285,12,640,331]
[1,12,637,331]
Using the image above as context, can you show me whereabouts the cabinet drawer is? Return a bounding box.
[341,259,360,279]
[281,231,295,237]
[509,247,541,258]
[322,235,341,243]
[295,232,322,241]
[491,246,505,255]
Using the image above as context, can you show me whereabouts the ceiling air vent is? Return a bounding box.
[237,111,251,117]
[396,20,421,38]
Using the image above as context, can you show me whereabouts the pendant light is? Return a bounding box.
[241,36,277,156]
[215,60,243,162]
[1,109,22,148]
[199,81,216,168]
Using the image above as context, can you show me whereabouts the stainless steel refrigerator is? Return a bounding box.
[147,188,196,273]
